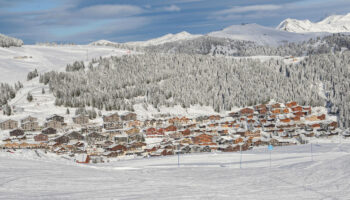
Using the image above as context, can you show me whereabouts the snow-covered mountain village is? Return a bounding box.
[2,1,350,199]
[0,101,342,163]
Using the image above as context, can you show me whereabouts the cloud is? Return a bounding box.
[173,0,202,2]
[210,4,283,21]
[213,13,279,21]
[164,5,181,12]
[58,17,151,43]
[215,4,282,15]
[78,4,144,18]
[0,2,149,43]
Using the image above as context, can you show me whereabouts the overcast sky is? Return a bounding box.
[1,0,350,44]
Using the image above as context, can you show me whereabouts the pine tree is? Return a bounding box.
[27,92,33,102]
[3,104,11,116]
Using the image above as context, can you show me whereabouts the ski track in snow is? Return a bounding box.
[0,143,349,200]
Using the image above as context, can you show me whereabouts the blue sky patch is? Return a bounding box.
[1,0,350,44]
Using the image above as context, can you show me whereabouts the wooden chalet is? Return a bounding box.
[10,129,25,137]
[121,112,137,121]
[42,127,57,135]
[67,131,84,140]
[45,120,65,129]
[21,116,37,124]
[0,119,18,130]
[54,135,70,144]
[72,114,89,125]
[103,122,123,130]
[107,144,127,151]
[103,112,120,122]
[21,121,39,131]
[34,134,48,142]
[86,132,106,143]
[240,108,254,115]
[46,114,64,122]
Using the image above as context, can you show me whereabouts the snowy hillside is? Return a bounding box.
[0,33,23,47]
[208,23,322,46]
[277,13,350,33]
[0,45,130,84]
[91,32,202,47]
[1,143,350,199]
[126,31,202,46]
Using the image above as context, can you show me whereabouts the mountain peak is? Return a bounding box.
[277,13,350,33]
[208,23,318,46]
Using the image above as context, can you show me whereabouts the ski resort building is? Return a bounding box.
[0,119,18,130]
[34,134,48,142]
[44,114,66,129]
[46,114,64,122]
[121,113,137,121]
[21,121,39,131]
[72,114,89,125]
[20,116,39,131]
[103,112,120,122]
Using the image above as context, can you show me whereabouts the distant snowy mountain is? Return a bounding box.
[208,23,322,46]
[126,31,202,47]
[89,40,119,46]
[277,13,350,33]
[0,33,23,47]
[90,32,202,48]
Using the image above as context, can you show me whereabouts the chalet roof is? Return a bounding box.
[102,151,112,156]
[236,128,246,132]
[21,115,37,120]
[42,127,57,131]
[103,112,119,118]
[87,132,105,138]
[22,121,38,125]
[45,119,58,123]
[155,149,164,154]
[108,143,125,149]
[10,128,24,133]
[17,135,26,139]
[220,136,233,141]
[72,114,89,119]
[122,112,136,117]
[67,140,85,146]
[114,133,128,138]
[0,119,17,124]
[46,114,64,120]
[66,131,84,139]
[53,146,66,152]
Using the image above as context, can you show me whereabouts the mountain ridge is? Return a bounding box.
[277,13,350,33]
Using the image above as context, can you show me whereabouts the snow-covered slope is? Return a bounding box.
[208,23,322,46]
[90,32,202,47]
[126,31,202,47]
[277,13,350,33]
[0,45,130,84]
[1,143,350,199]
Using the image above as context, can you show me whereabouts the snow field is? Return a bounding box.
[0,45,130,84]
[0,143,350,199]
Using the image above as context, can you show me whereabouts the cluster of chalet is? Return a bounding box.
[0,101,342,163]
